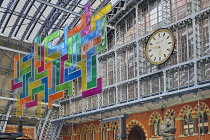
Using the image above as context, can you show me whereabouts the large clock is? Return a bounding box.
[145,28,175,65]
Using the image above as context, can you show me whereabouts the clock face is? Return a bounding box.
[145,29,175,65]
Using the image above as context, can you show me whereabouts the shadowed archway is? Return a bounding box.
[128,125,146,140]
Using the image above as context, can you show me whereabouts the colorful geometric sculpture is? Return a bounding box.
[11,3,112,117]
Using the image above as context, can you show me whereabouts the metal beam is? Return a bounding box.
[101,114,129,140]
[35,0,81,16]
[2,89,19,132]
[100,114,129,123]
[0,65,13,70]
[0,96,60,107]
[107,24,115,29]
[0,46,29,55]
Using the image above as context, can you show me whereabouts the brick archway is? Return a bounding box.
[149,111,162,125]
[179,105,194,117]
[194,102,210,115]
[164,108,175,120]
[126,120,148,140]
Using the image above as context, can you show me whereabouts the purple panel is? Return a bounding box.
[82,78,102,98]
[11,80,22,90]
[60,54,68,84]
[82,3,91,37]
[26,94,38,108]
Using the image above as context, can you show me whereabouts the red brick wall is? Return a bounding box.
[61,98,210,140]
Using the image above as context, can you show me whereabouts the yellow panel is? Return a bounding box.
[38,91,44,118]
[20,59,32,70]
[44,50,60,63]
[91,4,112,31]
[16,95,22,117]
[77,60,86,91]
[28,80,41,96]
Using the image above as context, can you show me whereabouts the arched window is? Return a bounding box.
[82,125,88,140]
[149,112,162,137]
[179,105,194,136]
[164,108,176,126]
[110,121,119,140]
[76,126,82,140]
[100,123,108,140]
[198,111,208,134]
[67,127,74,140]
[194,102,210,134]
[88,124,96,140]
[183,114,194,136]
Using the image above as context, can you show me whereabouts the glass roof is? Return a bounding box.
[0,0,115,46]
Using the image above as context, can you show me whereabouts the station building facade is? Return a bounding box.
[54,0,210,139]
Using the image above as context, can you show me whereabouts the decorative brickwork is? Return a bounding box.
[126,120,148,140]
[164,108,175,120]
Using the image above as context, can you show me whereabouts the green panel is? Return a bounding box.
[25,72,31,97]
[34,69,48,81]
[53,58,61,85]
[32,85,44,100]
[56,81,72,95]
[97,16,107,52]
[73,32,81,62]
[34,35,41,60]
[20,66,31,81]
[87,55,97,89]
[64,37,73,68]
[44,30,60,50]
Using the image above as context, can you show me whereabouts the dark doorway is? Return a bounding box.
[128,125,146,140]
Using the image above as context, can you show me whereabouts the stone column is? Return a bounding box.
[95,130,101,140]
[208,115,210,134]
[175,117,183,136]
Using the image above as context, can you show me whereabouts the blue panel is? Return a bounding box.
[42,77,48,103]
[14,60,20,84]
[82,19,101,45]
[60,25,69,56]
[23,46,34,62]
[48,42,64,56]
[72,41,77,65]
[14,78,19,84]
[64,69,81,82]
[49,67,56,95]
[86,47,96,82]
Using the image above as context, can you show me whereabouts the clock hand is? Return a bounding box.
[158,47,162,55]
[149,46,160,48]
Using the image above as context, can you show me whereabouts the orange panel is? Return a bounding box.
[68,14,86,37]
[45,62,52,88]
[48,91,64,108]
[82,36,101,60]
[14,54,20,79]
[20,96,31,110]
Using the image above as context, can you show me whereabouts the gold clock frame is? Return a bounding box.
[145,28,175,65]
